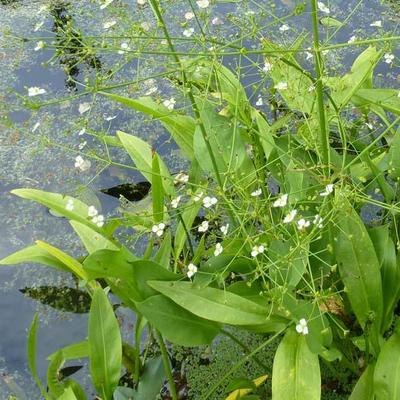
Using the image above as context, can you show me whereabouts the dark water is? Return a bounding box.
[0,0,398,398]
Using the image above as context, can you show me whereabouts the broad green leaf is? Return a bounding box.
[334,196,383,352]
[253,109,275,160]
[136,294,220,346]
[117,131,174,196]
[102,93,195,158]
[374,328,400,399]
[148,280,273,326]
[88,288,122,400]
[348,364,375,400]
[27,314,50,400]
[10,189,101,231]
[57,387,78,400]
[354,89,400,116]
[48,340,89,362]
[0,245,68,271]
[272,330,320,400]
[225,375,268,400]
[320,16,343,27]
[70,221,119,254]
[151,153,164,223]
[153,230,172,269]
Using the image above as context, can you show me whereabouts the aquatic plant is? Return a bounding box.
[2,0,400,399]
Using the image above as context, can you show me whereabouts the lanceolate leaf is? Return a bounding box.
[151,153,164,223]
[272,330,321,400]
[88,288,122,400]
[136,294,220,346]
[148,280,273,326]
[348,364,375,400]
[334,196,383,352]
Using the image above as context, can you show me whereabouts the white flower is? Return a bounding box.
[88,205,99,217]
[313,214,323,228]
[34,21,44,32]
[92,214,105,227]
[78,128,86,135]
[347,35,357,44]
[78,140,87,150]
[103,20,116,29]
[183,28,194,37]
[163,97,176,110]
[283,209,297,224]
[370,20,382,27]
[174,172,189,184]
[193,191,204,202]
[251,245,265,258]
[317,2,330,14]
[319,184,334,197]
[145,86,158,95]
[171,196,181,209]
[212,17,223,25]
[308,84,316,92]
[384,53,395,64]
[66,199,74,211]
[279,24,290,32]
[220,224,229,235]
[274,81,288,90]
[32,122,40,132]
[185,12,195,20]
[28,87,46,97]
[295,318,309,335]
[78,102,91,114]
[273,193,288,208]
[297,218,311,230]
[262,61,272,73]
[118,42,130,54]
[255,97,263,106]
[137,0,146,4]
[203,196,218,208]
[74,155,91,172]
[152,222,165,237]
[305,51,313,60]
[187,263,198,278]
[100,0,114,9]
[105,115,117,121]
[214,243,223,257]
[198,220,209,233]
[251,188,262,197]
[34,41,45,51]
[196,0,209,8]
[140,21,151,31]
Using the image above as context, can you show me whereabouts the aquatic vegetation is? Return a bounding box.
[1,0,400,399]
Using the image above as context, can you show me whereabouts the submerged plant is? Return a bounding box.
[2,0,400,399]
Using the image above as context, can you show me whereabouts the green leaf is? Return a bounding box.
[354,89,400,116]
[102,93,195,158]
[153,230,172,269]
[334,196,383,352]
[47,340,89,362]
[0,245,68,271]
[387,130,400,180]
[151,153,164,223]
[88,288,122,400]
[348,364,375,400]
[136,294,220,346]
[57,387,78,400]
[374,328,400,399]
[272,330,321,400]
[253,109,275,160]
[117,131,174,196]
[320,16,343,27]
[148,280,273,326]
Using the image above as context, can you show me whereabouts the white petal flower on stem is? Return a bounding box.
[32,122,40,132]
[183,28,195,37]
[305,51,313,60]
[88,205,99,217]
[145,86,158,95]
[203,196,218,208]
[174,172,189,184]
[78,140,87,150]
[137,0,146,4]
[295,318,309,335]
[187,263,198,278]
[152,222,165,237]
[198,220,209,233]
[28,87,46,97]
[274,81,288,90]
[273,193,288,208]
[171,196,181,209]
[212,17,223,25]
[66,199,74,211]
[347,35,357,44]
[196,0,209,9]
[313,214,323,228]
[255,97,263,106]
[78,102,91,114]
[103,20,116,29]
[185,12,195,20]
[118,42,130,54]
[262,61,272,73]
[297,218,311,230]
[92,214,105,227]
[220,224,229,235]
[78,128,86,135]
[384,53,395,64]
[251,245,265,258]
[317,2,330,14]
[370,20,382,27]
[279,24,290,32]
[193,191,204,202]
[34,21,45,32]
[34,41,45,51]
[163,97,176,110]
[100,0,114,9]
[319,184,334,197]
[214,243,223,257]
[283,209,297,224]
[251,188,262,197]
[74,155,91,172]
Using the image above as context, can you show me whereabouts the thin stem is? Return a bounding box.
[133,315,143,385]
[156,330,178,400]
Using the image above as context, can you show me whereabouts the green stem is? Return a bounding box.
[156,330,178,400]
[310,0,330,175]
[134,315,143,385]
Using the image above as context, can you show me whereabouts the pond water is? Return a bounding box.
[0,0,398,398]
